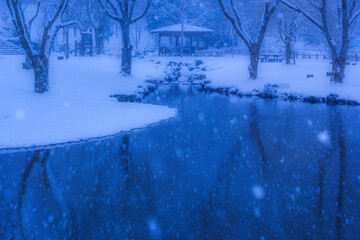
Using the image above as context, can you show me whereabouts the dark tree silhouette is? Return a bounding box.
[17,150,49,239]
[6,0,75,93]
[281,0,360,83]
[218,0,280,79]
[278,13,300,64]
[98,0,152,75]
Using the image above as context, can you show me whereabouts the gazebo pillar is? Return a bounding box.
[158,33,162,56]
[203,33,207,49]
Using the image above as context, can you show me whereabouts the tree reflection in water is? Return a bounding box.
[1,89,360,239]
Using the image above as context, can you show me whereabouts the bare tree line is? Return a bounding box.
[218,0,360,83]
[5,0,360,93]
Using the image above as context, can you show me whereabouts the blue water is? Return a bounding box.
[1,86,360,239]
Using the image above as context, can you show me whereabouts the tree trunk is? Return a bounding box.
[95,29,104,55]
[331,57,345,83]
[121,24,133,75]
[180,31,184,58]
[65,27,69,59]
[330,43,348,83]
[249,50,260,79]
[24,55,32,70]
[330,37,349,83]
[285,42,292,65]
[33,55,49,93]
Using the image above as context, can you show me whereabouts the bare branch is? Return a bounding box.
[131,0,152,24]
[350,9,360,25]
[229,0,252,44]
[29,0,41,28]
[98,0,122,22]
[307,0,321,11]
[5,0,36,58]
[218,0,252,49]
[129,0,136,20]
[40,0,69,55]
[48,20,76,56]
[280,0,323,30]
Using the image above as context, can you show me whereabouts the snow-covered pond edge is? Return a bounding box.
[137,59,360,106]
[0,114,177,154]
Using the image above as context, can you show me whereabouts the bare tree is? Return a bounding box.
[130,21,142,52]
[170,0,206,58]
[70,0,107,55]
[69,0,89,31]
[278,12,301,64]
[87,0,107,55]
[218,0,280,79]
[98,0,152,75]
[281,0,360,83]
[6,0,75,93]
[24,0,41,70]
[171,0,188,58]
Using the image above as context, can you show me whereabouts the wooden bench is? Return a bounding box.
[144,50,156,56]
[260,54,284,63]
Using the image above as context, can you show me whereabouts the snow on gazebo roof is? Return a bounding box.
[150,24,214,33]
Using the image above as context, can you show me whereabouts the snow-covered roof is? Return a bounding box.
[150,24,214,33]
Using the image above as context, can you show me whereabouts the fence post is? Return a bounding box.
[356,53,358,66]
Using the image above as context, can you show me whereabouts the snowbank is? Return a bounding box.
[0,55,175,150]
[206,56,360,102]
[149,55,360,104]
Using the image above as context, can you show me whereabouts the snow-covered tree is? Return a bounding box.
[69,0,108,55]
[87,1,107,55]
[6,0,75,93]
[23,0,41,69]
[0,4,17,41]
[218,0,280,79]
[278,11,301,64]
[98,0,152,75]
[281,0,360,83]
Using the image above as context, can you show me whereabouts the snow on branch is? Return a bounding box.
[47,20,76,56]
[131,0,152,24]
[350,9,360,25]
[40,0,70,55]
[307,0,321,11]
[98,0,123,22]
[218,0,252,49]
[28,0,41,28]
[5,0,36,58]
[280,0,323,30]
[254,0,280,45]
[98,0,152,25]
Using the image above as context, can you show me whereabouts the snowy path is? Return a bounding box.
[0,56,176,150]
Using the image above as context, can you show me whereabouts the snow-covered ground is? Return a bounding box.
[0,55,176,150]
[150,55,360,102]
[1,54,359,149]
[206,56,360,102]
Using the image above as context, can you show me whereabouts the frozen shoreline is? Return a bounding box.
[0,55,176,150]
[1,54,359,150]
[147,55,360,105]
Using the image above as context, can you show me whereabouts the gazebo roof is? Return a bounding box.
[150,24,214,33]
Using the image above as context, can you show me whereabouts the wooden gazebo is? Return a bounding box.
[150,24,214,56]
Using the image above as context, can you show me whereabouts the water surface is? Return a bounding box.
[1,86,360,239]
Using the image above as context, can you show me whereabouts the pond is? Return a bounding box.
[1,86,360,239]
